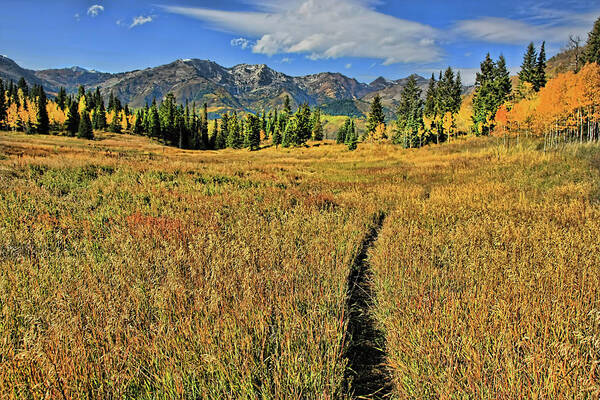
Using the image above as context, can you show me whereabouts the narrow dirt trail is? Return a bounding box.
[344,212,393,399]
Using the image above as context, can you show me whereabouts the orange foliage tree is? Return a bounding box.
[496,62,600,147]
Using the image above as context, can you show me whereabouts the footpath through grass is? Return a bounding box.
[0,132,598,398]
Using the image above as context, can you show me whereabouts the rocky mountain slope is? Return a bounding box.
[1,55,450,116]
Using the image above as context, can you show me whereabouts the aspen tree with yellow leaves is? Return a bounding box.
[120,110,129,132]
[47,102,67,131]
[493,62,600,148]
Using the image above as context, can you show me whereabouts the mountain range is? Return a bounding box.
[0,55,459,116]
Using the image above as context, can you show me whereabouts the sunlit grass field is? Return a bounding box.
[0,132,598,398]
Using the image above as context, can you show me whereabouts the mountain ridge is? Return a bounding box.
[0,55,443,115]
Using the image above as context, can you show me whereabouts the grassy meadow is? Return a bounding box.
[0,131,599,398]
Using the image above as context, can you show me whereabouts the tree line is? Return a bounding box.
[130,94,325,150]
[358,68,463,149]
[0,80,327,151]
[2,15,600,151]
[471,16,600,141]
[0,79,133,140]
[482,16,600,147]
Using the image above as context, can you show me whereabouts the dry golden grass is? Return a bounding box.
[0,132,598,399]
[0,132,393,399]
[370,141,600,398]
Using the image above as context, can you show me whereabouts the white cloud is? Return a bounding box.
[162,0,442,64]
[455,9,599,45]
[130,16,154,28]
[74,13,81,22]
[345,63,352,69]
[281,57,292,63]
[231,38,252,50]
[87,5,104,18]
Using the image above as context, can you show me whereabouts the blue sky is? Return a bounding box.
[1,0,599,84]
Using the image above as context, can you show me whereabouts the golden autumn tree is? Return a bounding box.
[509,98,538,137]
[442,112,455,141]
[456,93,474,134]
[364,123,387,142]
[47,102,67,131]
[494,104,509,137]
[106,110,116,126]
[120,110,128,132]
[6,102,20,131]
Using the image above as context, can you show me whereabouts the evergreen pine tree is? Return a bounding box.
[216,113,229,149]
[94,88,102,108]
[312,108,324,140]
[295,103,312,145]
[394,75,423,148]
[210,119,218,149]
[534,41,547,91]
[78,111,94,139]
[65,101,80,136]
[201,103,209,149]
[17,78,28,98]
[8,81,18,108]
[0,80,6,129]
[343,119,353,145]
[36,86,49,134]
[108,92,115,112]
[472,53,497,135]
[96,100,107,130]
[226,113,242,149]
[337,119,348,144]
[272,125,282,148]
[149,102,161,139]
[438,68,461,115]
[143,103,150,134]
[176,106,185,149]
[424,74,437,118]
[86,90,96,110]
[245,114,261,151]
[56,87,67,110]
[454,71,463,110]
[494,55,512,103]
[133,110,144,135]
[109,110,121,133]
[77,85,85,102]
[283,95,292,114]
[159,93,176,144]
[583,16,600,65]
[272,109,279,136]
[366,94,385,134]
[184,101,190,139]
[519,43,538,87]
[347,122,358,151]
[282,116,299,148]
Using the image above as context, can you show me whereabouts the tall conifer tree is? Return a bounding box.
[366,94,385,134]
[394,75,423,148]
[0,80,6,129]
[36,86,49,134]
[535,42,547,91]
[56,87,67,110]
[519,43,538,87]
[283,95,292,114]
[584,16,600,65]
[65,101,79,136]
[78,111,94,139]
